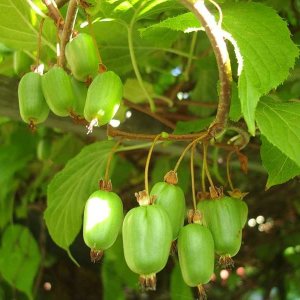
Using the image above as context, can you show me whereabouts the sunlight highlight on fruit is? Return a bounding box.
[84,197,111,230]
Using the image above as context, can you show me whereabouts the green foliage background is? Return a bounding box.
[0,0,300,299]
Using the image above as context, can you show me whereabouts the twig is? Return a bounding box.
[123,99,176,129]
[58,0,78,67]
[180,0,232,131]
[108,125,210,141]
[176,99,217,108]
[131,98,217,108]
[183,31,198,81]
[42,0,64,31]
[56,0,69,8]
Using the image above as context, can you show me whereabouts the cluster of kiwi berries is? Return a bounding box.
[83,170,248,298]
[17,33,122,132]
[16,19,248,299]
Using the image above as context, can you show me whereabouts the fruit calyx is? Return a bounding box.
[197,191,210,201]
[209,185,223,199]
[228,188,249,199]
[187,209,202,224]
[139,273,156,291]
[219,254,234,269]
[135,190,156,206]
[164,170,178,185]
[90,248,103,263]
[99,179,112,192]
[197,284,207,300]
[28,119,37,132]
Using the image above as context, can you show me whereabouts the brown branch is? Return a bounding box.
[180,0,232,132]
[176,100,217,108]
[164,113,198,121]
[134,99,217,109]
[123,99,176,129]
[107,125,210,141]
[58,0,78,67]
[56,0,69,8]
[42,0,64,31]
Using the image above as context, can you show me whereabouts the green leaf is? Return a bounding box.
[150,156,190,194]
[260,136,300,189]
[102,235,138,300]
[96,0,180,22]
[0,126,37,229]
[50,133,84,165]
[0,0,55,51]
[140,12,200,39]
[141,4,298,134]
[229,82,241,121]
[90,20,154,74]
[137,0,182,20]
[123,78,154,103]
[256,97,300,168]
[151,156,172,187]
[0,55,14,77]
[0,224,41,300]
[170,263,193,300]
[222,2,299,134]
[110,156,136,189]
[173,117,214,134]
[140,12,199,46]
[189,55,218,117]
[44,141,115,252]
[0,188,14,229]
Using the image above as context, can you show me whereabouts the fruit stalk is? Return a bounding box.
[58,0,78,67]
[190,143,197,210]
[144,134,161,195]
[104,141,122,183]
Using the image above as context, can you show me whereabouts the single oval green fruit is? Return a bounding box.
[65,33,99,81]
[18,72,49,126]
[42,67,75,117]
[84,71,123,132]
[122,204,172,290]
[71,77,87,117]
[197,196,248,259]
[239,199,248,228]
[83,189,123,262]
[177,223,214,287]
[13,51,33,76]
[150,182,186,240]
